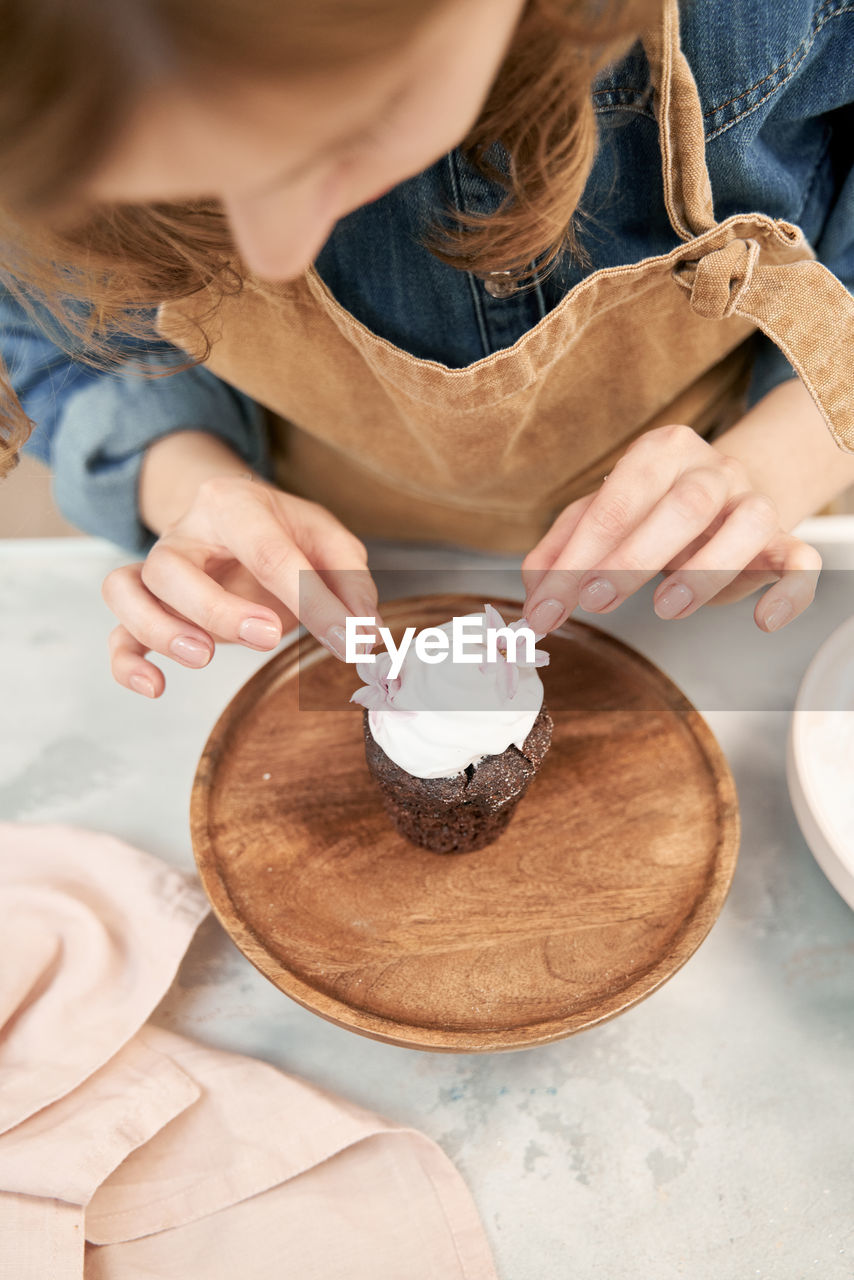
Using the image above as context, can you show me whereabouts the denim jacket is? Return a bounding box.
[4,0,853,551]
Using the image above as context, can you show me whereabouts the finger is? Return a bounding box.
[214,563,301,630]
[543,427,703,570]
[141,544,283,650]
[297,508,384,628]
[692,567,780,607]
[212,492,376,656]
[522,429,697,631]
[753,538,822,632]
[652,492,781,620]
[107,624,166,698]
[315,562,381,626]
[574,465,733,614]
[103,564,215,667]
[521,493,596,597]
[319,570,384,641]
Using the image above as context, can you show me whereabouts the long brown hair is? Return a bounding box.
[0,0,663,477]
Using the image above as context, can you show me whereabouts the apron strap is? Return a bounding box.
[646,1,854,452]
[644,0,717,240]
[673,238,854,451]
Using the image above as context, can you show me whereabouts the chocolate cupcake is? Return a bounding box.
[351,605,552,854]
[362,703,553,853]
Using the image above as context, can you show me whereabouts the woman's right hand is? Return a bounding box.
[102,471,380,698]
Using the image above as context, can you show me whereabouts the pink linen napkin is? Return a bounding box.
[0,823,210,1135]
[0,824,497,1280]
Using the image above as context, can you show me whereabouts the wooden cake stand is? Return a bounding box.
[190,594,739,1052]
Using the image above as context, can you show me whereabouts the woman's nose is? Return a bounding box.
[222,171,345,280]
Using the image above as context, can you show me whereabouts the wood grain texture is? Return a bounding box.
[190,594,740,1052]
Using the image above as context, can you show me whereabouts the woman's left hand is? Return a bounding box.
[521,423,822,635]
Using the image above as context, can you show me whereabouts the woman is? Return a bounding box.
[1,0,853,696]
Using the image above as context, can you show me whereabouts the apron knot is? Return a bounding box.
[673,237,761,320]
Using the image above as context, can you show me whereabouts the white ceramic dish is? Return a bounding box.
[787,614,854,909]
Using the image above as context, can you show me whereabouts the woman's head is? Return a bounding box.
[0,0,662,471]
[82,0,528,280]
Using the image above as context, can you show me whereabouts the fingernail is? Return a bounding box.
[170,635,212,667]
[322,625,347,660]
[655,583,694,620]
[239,617,280,649]
[354,610,382,647]
[525,598,565,634]
[356,596,380,618]
[579,577,617,612]
[129,674,155,698]
[764,599,793,632]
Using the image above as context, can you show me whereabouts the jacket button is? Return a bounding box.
[483,270,519,298]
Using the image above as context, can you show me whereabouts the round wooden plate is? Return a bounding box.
[191,594,739,1052]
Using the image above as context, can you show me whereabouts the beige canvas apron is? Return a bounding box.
[159,0,854,553]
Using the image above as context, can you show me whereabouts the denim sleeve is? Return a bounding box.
[744,335,799,410]
[2,284,272,551]
[746,103,854,411]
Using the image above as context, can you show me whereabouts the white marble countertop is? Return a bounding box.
[2,519,853,1280]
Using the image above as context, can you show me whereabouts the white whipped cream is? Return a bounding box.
[362,611,545,779]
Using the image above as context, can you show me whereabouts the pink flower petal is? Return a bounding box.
[376,652,395,679]
[350,686,386,709]
[494,659,519,700]
[483,603,505,634]
[506,662,520,698]
[508,618,547,645]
